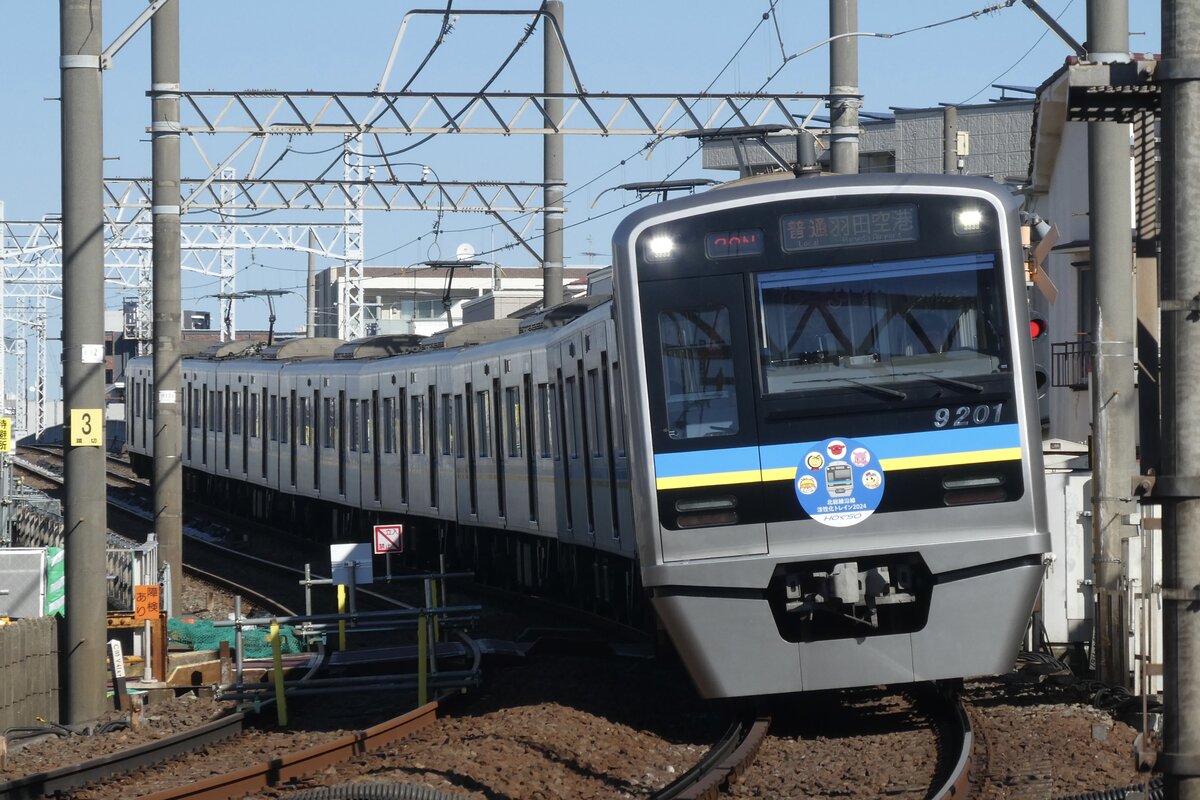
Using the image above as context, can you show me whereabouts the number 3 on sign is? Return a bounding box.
[70,408,103,447]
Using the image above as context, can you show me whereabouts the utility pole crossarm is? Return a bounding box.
[162,90,833,136]
[102,177,548,213]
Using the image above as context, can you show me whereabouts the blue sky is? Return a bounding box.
[0,1,1162,397]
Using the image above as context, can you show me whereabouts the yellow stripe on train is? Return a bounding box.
[656,447,1023,490]
[656,469,762,490]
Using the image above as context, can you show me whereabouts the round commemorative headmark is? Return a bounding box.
[794,436,886,527]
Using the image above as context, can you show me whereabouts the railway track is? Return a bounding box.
[0,704,438,800]
[6,449,980,799]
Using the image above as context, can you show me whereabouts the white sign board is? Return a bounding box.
[373,524,404,555]
[330,543,374,586]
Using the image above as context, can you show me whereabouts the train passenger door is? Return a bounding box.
[639,274,767,562]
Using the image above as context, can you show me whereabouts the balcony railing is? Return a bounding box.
[1051,340,1092,391]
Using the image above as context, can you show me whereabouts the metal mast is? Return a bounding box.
[542,0,565,309]
[60,0,109,723]
[152,0,183,619]
[829,0,860,174]
[1086,0,1136,690]
[1159,1,1200,794]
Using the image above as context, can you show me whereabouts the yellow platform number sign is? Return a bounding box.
[70,408,103,447]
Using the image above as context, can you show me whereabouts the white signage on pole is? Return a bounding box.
[330,543,374,586]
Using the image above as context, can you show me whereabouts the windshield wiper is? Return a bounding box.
[911,372,984,393]
[836,377,907,400]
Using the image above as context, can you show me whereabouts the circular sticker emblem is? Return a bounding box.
[794,437,886,527]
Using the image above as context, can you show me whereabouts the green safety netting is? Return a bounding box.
[168,617,304,658]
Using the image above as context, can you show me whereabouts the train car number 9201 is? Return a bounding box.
[933,403,1004,429]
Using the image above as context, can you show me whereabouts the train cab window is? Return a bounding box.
[505,387,521,458]
[411,395,424,455]
[476,390,491,458]
[754,256,1008,397]
[323,397,336,448]
[538,383,554,459]
[441,393,453,456]
[382,396,396,453]
[349,401,360,451]
[658,307,739,439]
[361,400,371,454]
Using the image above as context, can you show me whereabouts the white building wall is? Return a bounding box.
[1035,122,1093,445]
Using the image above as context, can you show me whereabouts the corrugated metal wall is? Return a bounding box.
[0,616,60,728]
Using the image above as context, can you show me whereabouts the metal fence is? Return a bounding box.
[0,615,59,728]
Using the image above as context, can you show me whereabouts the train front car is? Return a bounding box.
[612,174,1050,698]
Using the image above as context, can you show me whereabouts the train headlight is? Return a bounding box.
[953,208,984,235]
[646,235,675,261]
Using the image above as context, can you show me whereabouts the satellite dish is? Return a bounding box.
[456,243,477,262]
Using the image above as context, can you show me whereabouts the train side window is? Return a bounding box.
[441,393,453,456]
[361,400,371,454]
[537,383,554,459]
[249,393,259,438]
[610,363,627,457]
[193,388,202,429]
[349,401,360,452]
[231,391,242,436]
[268,395,278,441]
[299,396,311,446]
[280,396,289,444]
[658,306,739,439]
[476,390,491,458]
[216,391,225,433]
[587,369,603,457]
[564,377,579,458]
[208,390,216,432]
[382,396,395,453]
[454,395,465,458]
[411,394,424,455]
[505,386,521,458]
[323,397,336,449]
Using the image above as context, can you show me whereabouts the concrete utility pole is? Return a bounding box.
[828,0,860,175]
[60,0,109,722]
[1085,0,1136,691]
[1159,2,1200,794]
[307,230,317,338]
[152,0,183,617]
[542,0,565,308]
[943,105,958,174]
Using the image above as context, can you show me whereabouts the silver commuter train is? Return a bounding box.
[128,172,1049,698]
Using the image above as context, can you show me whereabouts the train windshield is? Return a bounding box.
[756,254,1008,397]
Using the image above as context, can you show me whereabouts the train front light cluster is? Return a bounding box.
[953,207,985,235]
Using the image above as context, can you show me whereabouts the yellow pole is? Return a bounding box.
[431,579,440,643]
[417,612,428,706]
[267,619,288,726]
[337,584,347,651]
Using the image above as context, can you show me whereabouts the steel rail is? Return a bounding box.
[0,714,244,800]
[136,702,437,800]
[650,715,770,800]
